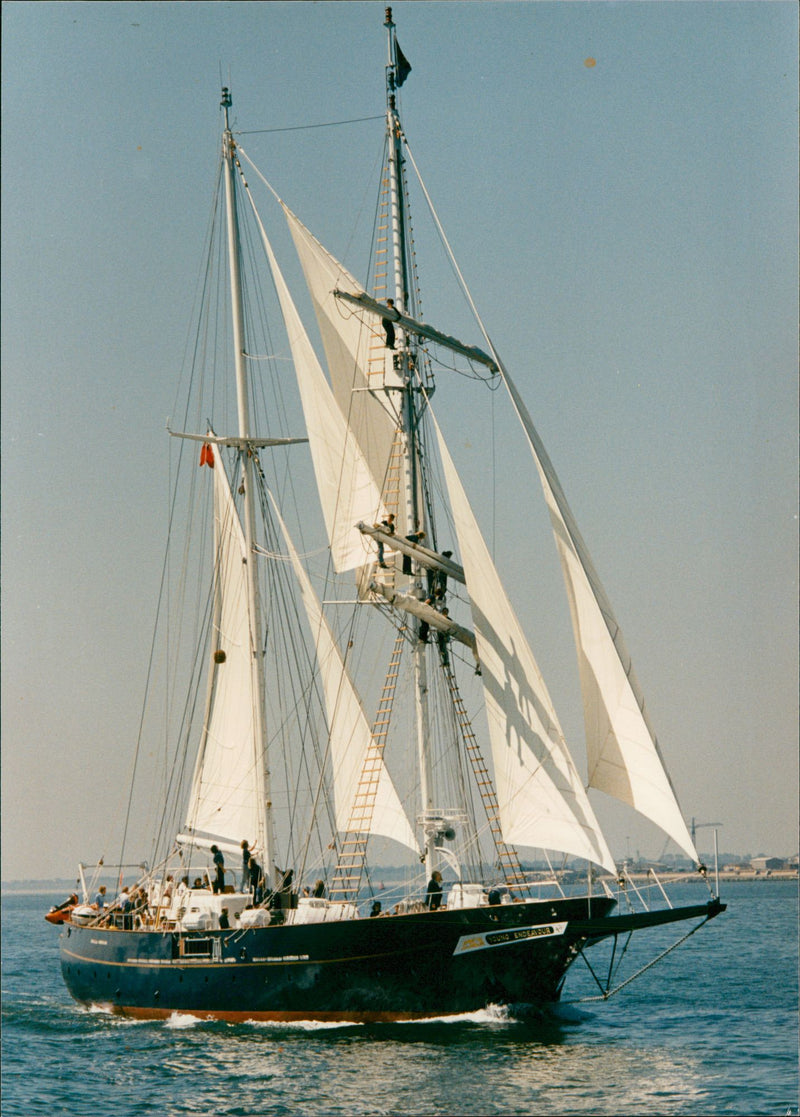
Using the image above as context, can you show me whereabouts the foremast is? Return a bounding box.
[220,88,274,879]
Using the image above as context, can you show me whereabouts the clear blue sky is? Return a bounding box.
[2,1,797,880]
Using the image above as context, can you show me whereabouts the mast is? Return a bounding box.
[220,88,275,879]
[384,9,437,875]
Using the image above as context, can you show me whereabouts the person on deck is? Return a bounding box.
[210,845,225,894]
[240,840,253,891]
[117,885,133,929]
[426,870,443,911]
[93,885,107,910]
[249,858,264,905]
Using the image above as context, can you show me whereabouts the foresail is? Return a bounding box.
[497,360,699,863]
[282,203,409,538]
[252,203,386,572]
[182,449,266,855]
[434,416,616,874]
[270,495,418,853]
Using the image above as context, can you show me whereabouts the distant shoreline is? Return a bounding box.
[3,871,796,897]
[624,870,798,884]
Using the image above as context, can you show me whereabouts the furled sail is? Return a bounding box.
[251,201,386,572]
[270,495,418,853]
[496,359,699,863]
[181,448,266,856]
[282,203,410,538]
[434,416,617,873]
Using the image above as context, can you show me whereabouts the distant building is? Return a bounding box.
[750,857,787,872]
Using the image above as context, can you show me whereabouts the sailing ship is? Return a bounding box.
[56,10,724,1022]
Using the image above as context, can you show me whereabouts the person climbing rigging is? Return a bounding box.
[382,298,399,349]
[374,512,396,567]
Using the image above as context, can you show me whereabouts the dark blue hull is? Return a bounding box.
[60,895,614,1021]
[59,895,724,1021]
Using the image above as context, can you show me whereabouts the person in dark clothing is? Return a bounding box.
[210,845,225,894]
[382,298,398,349]
[418,610,430,644]
[249,858,264,905]
[426,870,443,911]
[370,901,382,917]
[437,607,451,666]
[374,513,395,567]
[437,551,453,598]
[402,530,426,575]
[426,567,437,600]
[219,907,230,929]
[240,839,252,891]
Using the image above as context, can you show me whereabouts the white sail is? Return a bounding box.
[182,447,265,854]
[282,204,410,538]
[270,495,418,853]
[434,417,617,874]
[497,359,699,862]
[252,202,386,572]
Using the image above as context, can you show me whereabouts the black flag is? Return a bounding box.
[395,41,412,87]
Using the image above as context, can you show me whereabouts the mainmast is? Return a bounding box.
[220,88,275,880]
[384,9,437,875]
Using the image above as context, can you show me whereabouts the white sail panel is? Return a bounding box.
[254,211,386,572]
[282,204,409,538]
[497,359,698,862]
[271,496,418,853]
[434,419,616,873]
[183,450,265,851]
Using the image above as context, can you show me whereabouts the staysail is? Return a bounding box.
[180,446,266,857]
[270,495,418,853]
[496,358,699,863]
[434,415,617,873]
[249,197,387,572]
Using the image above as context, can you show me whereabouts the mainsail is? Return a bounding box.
[270,495,418,853]
[434,415,617,874]
[496,359,699,863]
[180,447,266,856]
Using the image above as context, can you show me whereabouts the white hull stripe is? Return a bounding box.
[453,921,568,956]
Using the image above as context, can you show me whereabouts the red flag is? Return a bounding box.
[200,443,215,468]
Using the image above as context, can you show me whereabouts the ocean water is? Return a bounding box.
[1,882,796,1117]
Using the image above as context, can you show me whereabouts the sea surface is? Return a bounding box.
[1,882,797,1116]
